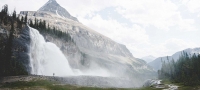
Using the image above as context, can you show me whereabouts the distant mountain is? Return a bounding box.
[38,0,78,21]
[141,55,156,63]
[148,47,200,71]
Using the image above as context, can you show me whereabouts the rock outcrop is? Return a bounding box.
[0,25,31,74]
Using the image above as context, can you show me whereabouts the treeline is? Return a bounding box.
[158,52,200,86]
[28,18,73,42]
[0,5,28,77]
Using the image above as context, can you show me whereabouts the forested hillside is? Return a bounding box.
[158,51,200,85]
[28,17,73,42]
[0,5,29,76]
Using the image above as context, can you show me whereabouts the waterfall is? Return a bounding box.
[29,27,74,76]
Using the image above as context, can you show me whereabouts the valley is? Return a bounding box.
[0,0,200,90]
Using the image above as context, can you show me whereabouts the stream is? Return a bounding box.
[144,79,179,90]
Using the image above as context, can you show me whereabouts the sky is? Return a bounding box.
[0,0,200,58]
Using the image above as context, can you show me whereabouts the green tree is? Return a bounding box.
[24,13,28,24]
[12,9,16,20]
[21,16,24,23]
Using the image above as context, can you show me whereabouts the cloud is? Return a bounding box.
[1,0,199,58]
[115,0,197,31]
[162,38,199,55]
[57,0,116,18]
[182,0,200,13]
[64,0,199,57]
[0,0,47,14]
[127,38,199,58]
[79,14,149,45]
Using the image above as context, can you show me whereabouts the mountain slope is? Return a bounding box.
[149,47,200,71]
[19,0,155,79]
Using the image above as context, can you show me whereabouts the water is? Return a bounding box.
[29,27,74,76]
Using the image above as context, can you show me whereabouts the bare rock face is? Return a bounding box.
[0,25,31,74]
[19,0,155,79]
[38,0,78,21]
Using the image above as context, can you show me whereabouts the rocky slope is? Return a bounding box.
[19,0,155,78]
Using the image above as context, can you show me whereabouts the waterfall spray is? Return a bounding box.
[29,27,74,76]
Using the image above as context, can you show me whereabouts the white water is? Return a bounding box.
[27,27,146,87]
[29,27,74,76]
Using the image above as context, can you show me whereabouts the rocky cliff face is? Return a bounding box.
[0,25,31,74]
[12,26,31,72]
[42,33,82,69]
[19,0,155,78]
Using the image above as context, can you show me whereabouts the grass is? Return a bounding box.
[173,83,200,90]
[161,79,172,84]
[160,79,200,90]
[0,80,164,90]
[2,77,199,90]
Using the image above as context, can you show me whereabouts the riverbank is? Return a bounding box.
[0,75,144,88]
[0,75,162,90]
[161,79,200,90]
[0,79,162,90]
[3,75,199,90]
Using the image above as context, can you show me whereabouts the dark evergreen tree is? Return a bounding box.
[24,13,27,24]
[159,51,200,86]
[0,5,28,76]
[29,19,33,27]
[4,19,14,75]
[21,16,24,23]
[12,9,16,20]
[1,4,8,25]
[34,18,37,28]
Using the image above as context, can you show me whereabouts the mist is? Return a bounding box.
[28,26,154,88]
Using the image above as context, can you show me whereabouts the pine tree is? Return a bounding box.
[29,19,33,27]
[4,19,14,75]
[2,4,8,25]
[34,18,37,28]
[47,23,50,30]
[12,10,16,20]
[21,16,24,23]
[24,13,28,24]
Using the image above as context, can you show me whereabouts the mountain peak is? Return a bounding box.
[48,0,57,4]
[38,0,78,21]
